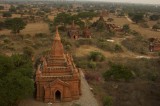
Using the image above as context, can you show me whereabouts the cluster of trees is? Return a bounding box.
[0,5,4,10]
[53,12,84,28]
[0,18,26,34]
[2,12,12,17]
[128,13,144,23]
[150,14,160,21]
[103,64,134,81]
[0,54,34,106]
[53,11,97,28]
[152,21,160,30]
[77,11,98,20]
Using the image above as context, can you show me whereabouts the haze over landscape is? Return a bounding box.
[2,0,160,4]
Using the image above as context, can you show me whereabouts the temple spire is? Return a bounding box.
[54,26,61,41]
[51,26,64,56]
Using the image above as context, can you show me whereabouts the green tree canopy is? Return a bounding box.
[89,51,105,62]
[77,11,97,20]
[122,24,130,33]
[129,13,144,23]
[103,64,134,81]
[152,23,160,30]
[54,12,84,28]
[0,54,34,106]
[3,12,12,17]
[150,14,159,21]
[5,18,26,34]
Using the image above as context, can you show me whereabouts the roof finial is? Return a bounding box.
[54,26,61,40]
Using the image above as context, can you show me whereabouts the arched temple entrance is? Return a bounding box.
[55,90,61,102]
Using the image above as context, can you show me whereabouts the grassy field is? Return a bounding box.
[91,14,160,38]
[75,45,142,58]
[109,15,160,38]
[0,22,50,36]
[21,22,50,35]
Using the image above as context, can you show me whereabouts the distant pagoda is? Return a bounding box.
[68,20,80,40]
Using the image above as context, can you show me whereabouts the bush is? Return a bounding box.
[103,64,134,81]
[114,44,123,52]
[140,22,149,28]
[35,33,48,38]
[150,15,159,21]
[97,41,115,52]
[152,23,160,30]
[89,51,105,62]
[23,47,34,57]
[103,96,113,106]
[121,37,148,54]
[88,61,97,69]
[3,12,12,17]
[77,39,95,45]
[3,38,11,44]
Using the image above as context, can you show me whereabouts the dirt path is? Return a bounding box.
[19,70,99,106]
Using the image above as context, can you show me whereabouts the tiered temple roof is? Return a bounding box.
[36,27,79,78]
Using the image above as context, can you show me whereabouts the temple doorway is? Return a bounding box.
[55,90,61,102]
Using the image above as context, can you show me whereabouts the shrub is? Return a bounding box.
[88,61,97,69]
[89,51,105,62]
[23,47,34,57]
[35,33,48,38]
[121,37,148,54]
[152,23,160,30]
[97,41,115,52]
[3,38,11,44]
[77,39,95,45]
[140,22,149,28]
[103,64,134,81]
[114,44,123,52]
[103,96,113,106]
[3,12,12,17]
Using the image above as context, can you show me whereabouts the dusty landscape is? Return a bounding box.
[0,1,160,106]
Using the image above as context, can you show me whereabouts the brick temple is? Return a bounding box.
[82,26,92,38]
[68,20,79,40]
[35,27,81,103]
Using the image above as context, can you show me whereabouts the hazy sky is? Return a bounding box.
[84,0,160,4]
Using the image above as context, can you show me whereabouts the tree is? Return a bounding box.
[129,13,144,23]
[107,18,114,22]
[103,64,134,81]
[23,46,34,58]
[9,5,17,13]
[3,12,12,17]
[103,96,113,106]
[0,21,5,30]
[96,21,106,31]
[0,54,34,106]
[77,11,97,20]
[54,12,71,26]
[89,51,105,62]
[150,15,159,21]
[152,23,160,30]
[5,18,26,34]
[122,24,130,33]
[0,6,4,10]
